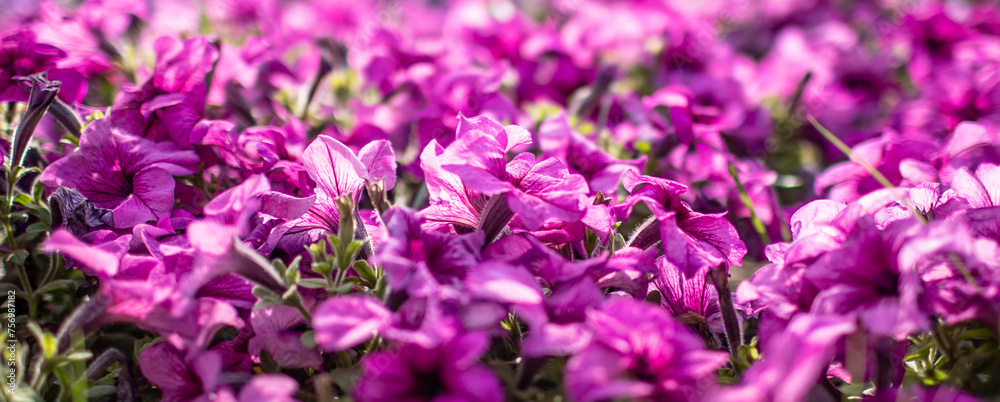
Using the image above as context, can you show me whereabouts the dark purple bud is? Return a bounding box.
[48,187,114,237]
[11,73,59,167]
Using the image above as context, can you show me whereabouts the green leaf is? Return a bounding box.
[328,367,361,394]
[259,350,280,373]
[342,276,365,286]
[301,331,316,349]
[611,233,626,252]
[327,234,343,255]
[312,262,333,277]
[33,181,45,203]
[284,264,301,285]
[132,338,160,361]
[36,279,77,295]
[60,134,80,147]
[353,260,377,285]
[252,285,281,301]
[87,385,118,399]
[282,285,299,301]
[287,255,302,273]
[958,328,995,341]
[272,259,288,276]
[65,351,93,361]
[12,193,34,206]
[5,249,29,266]
[331,283,353,295]
[298,278,329,289]
[341,240,365,268]
[41,333,58,359]
[22,222,49,236]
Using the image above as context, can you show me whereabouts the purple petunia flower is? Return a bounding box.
[737,199,846,319]
[0,30,86,104]
[139,342,299,402]
[616,170,747,277]
[653,256,724,335]
[421,114,594,239]
[806,218,928,338]
[109,36,219,148]
[273,135,395,254]
[565,299,728,402]
[140,342,226,402]
[712,313,856,402]
[39,118,198,228]
[247,304,322,370]
[898,219,1000,328]
[353,332,503,402]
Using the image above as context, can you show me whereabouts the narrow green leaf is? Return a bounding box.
[35,279,77,295]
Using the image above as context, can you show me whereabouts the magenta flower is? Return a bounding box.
[806,219,928,338]
[617,170,747,276]
[565,299,728,402]
[898,220,1000,328]
[247,304,322,370]
[712,314,856,402]
[274,135,395,253]
[140,342,226,402]
[140,342,299,402]
[653,256,724,334]
[109,36,219,147]
[202,173,315,253]
[353,332,503,402]
[0,30,86,103]
[419,113,531,231]
[39,119,199,228]
[376,206,484,297]
[423,114,593,240]
[737,199,846,319]
[815,130,938,203]
[520,274,603,358]
[946,163,1000,210]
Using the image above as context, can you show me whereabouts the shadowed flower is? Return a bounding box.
[654,256,724,335]
[806,218,928,338]
[39,118,198,228]
[565,299,728,402]
[139,342,299,402]
[354,332,503,402]
[0,30,86,104]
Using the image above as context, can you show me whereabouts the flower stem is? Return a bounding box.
[4,167,36,319]
[807,115,926,224]
[727,163,770,246]
[708,265,742,355]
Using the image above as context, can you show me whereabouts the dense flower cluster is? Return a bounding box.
[2,0,1000,400]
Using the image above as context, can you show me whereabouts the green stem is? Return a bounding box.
[5,167,36,319]
[40,253,62,290]
[727,163,771,246]
[293,300,313,323]
[932,319,956,365]
[708,266,742,356]
[338,351,352,368]
[807,115,926,224]
[15,261,36,319]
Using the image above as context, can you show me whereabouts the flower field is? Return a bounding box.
[2,0,1000,401]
